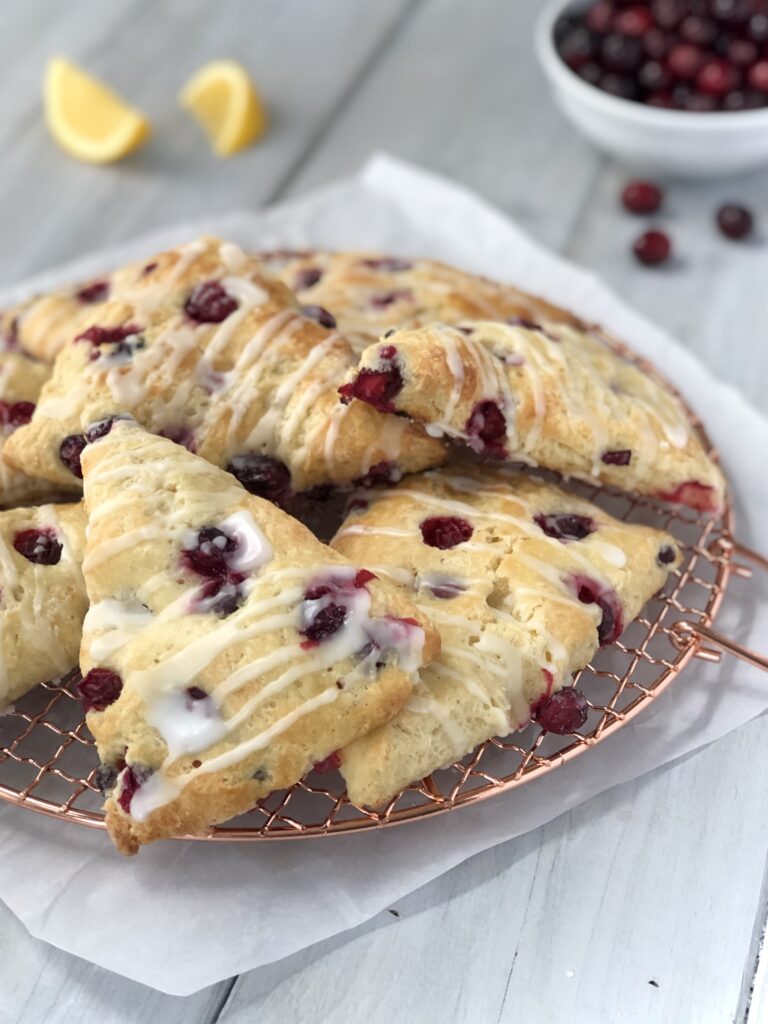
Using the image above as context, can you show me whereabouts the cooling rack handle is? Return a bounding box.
[671,539,768,673]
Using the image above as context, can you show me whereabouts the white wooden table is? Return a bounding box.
[0,2,766,1021]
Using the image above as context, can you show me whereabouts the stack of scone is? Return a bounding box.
[0,238,724,854]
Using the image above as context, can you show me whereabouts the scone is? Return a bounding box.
[0,352,67,507]
[259,249,583,355]
[331,463,681,808]
[339,321,725,513]
[78,421,440,854]
[0,502,87,706]
[3,237,445,497]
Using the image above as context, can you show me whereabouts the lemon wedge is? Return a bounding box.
[44,58,150,164]
[179,60,267,158]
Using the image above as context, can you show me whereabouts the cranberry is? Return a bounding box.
[579,62,604,85]
[181,526,236,578]
[586,2,615,33]
[682,89,718,111]
[158,425,196,452]
[85,414,128,443]
[532,688,589,735]
[142,261,158,276]
[748,13,768,42]
[651,0,687,30]
[346,497,369,513]
[621,180,663,214]
[227,454,291,505]
[360,257,413,272]
[0,400,35,429]
[301,304,337,330]
[599,72,640,98]
[299,571,373,646]
[601,449,632,465]
[354,460,400,487]
[560,27,599,69]
[13,528,62,565]
[465,400,508,457]
[75,323,144,362]
[93,763,120,795]
[78,668,123,712]
[313,750,341,773]
[59,434,86,478]
[338,360,404,413]
[638,59,673,90]
[187,686,208,701]
[657,480,718,510]
[420,516,473,550]
[710,0,752,25]
[643,27,672,59]
[747,60,768,91]
[534,513,596,542]
[727,39,758,66]
[679,14,718,46]
[633,230,671,266]
[647,89,676,106]
[428,578,466,599]
[196,577,246,617]
[572,576,624,646]
[614,7,654,36]
[667,42,706,79]
[185,281,238,323]
[369,290,412,309]
[697,58,740,95]
[294,267,322,290]
[117,765,151,814]
[716,203,754,239]
[658,544,677,565]
[601,32,644,72]
[76,280,110,304]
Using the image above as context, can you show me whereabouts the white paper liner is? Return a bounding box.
[0,155,765,995]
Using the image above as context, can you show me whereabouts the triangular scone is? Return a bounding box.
[0,502,86,706]
[331,464,681,808]
[0,352,68,507]
[78,422,439,854]
[3,237,445,496]
[258,250,584,355]
[339,321,725,513]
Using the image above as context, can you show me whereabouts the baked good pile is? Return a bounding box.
[0,238,724,854]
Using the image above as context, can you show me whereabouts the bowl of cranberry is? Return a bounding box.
[536,0,768,177]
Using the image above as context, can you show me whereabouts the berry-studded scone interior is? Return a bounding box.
[331,463,681,808]
[0,502,87,706]
[78,421,440,854]
[3,237,445,497]
[339,320,725,513]
[0,352,68,507]
[258,249,584,355]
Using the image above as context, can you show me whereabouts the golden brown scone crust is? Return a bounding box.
[0,352,68,507]
[3,237,445,494]
[331,463,680,808]
[79,422,439,854]
[340,321,725,513]
[259,249,583,354]
[0,501,86,704]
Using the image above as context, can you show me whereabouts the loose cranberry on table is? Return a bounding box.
[716,202,754,238]
[633,228,672,265]
[621,179,663,213]
[554,0,768,111]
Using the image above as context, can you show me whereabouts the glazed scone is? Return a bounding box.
[0,502,87,706]
[0,352,68,507]
[259,249,583,355]
[331,464,681,808]
[339,321,725,513]
[78,421,440,854]
[3,237,445,497]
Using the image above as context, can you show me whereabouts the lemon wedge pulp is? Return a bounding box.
[45,57,150,164]
[179,60,267,158]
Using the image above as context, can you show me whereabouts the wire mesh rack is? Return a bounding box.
[0,343,764,843]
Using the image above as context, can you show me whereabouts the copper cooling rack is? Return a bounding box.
[0,345,766,843]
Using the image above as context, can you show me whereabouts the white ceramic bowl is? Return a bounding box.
[535,0,768,179]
